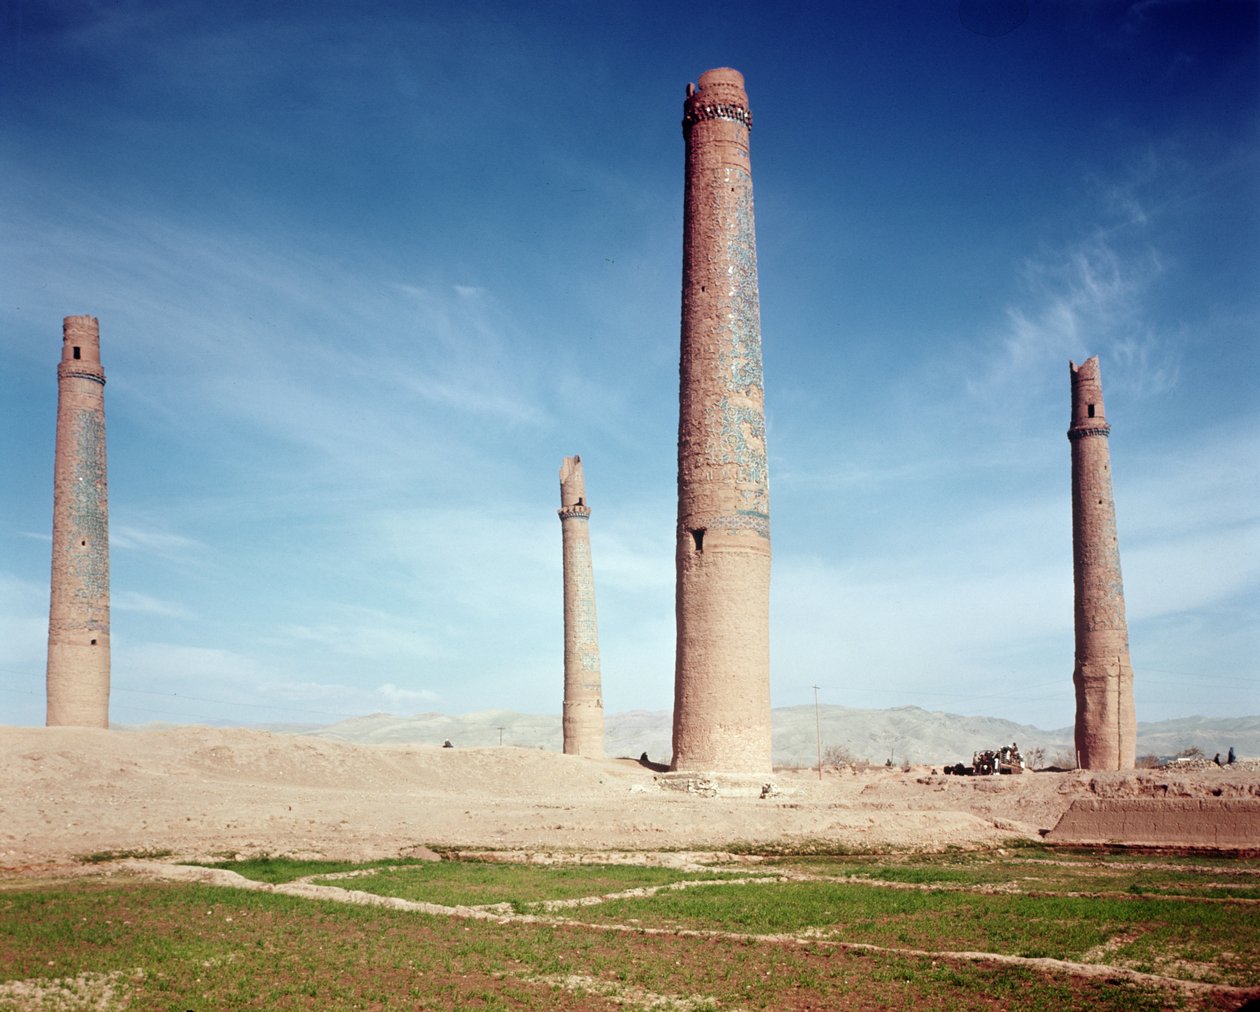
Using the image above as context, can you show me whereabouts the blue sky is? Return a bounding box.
[2,0,1256,731]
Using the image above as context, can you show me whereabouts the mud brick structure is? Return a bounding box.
[47,315,111,727]
[558,456,604,757]
[672,69,772,774]
[1069,357,1136,769]
[1047,798,1260,851]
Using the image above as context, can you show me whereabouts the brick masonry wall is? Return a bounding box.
[1069,357,1136,769]
[558,456,604,758]
[47,315,111,728]
[673,69,772,774]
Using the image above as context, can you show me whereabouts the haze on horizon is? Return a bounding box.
[2,1,1256,732]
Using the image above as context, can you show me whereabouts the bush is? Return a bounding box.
[1049,751,1078,770]
[820,745,877,772]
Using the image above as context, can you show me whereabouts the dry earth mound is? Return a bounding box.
[2,725,1256,869]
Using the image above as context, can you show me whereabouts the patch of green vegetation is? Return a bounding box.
[848,865,979,885]
[1134,883,1260,900]
[720,837,893,857]
[309,860,742,908]
[0,879,1196,1011]
[771,847,1260,901]
[585,880,1259,981]
[192,854,437,884]
[74,848,174,864]
[2,848,1256,1007]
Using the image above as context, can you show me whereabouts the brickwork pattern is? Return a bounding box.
[558,456,604,757]
[47,315,111,727]
[1069,357,1136,769]
[672,68,772,774]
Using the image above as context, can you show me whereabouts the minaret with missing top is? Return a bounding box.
[672,68,772,774]
[47,315,111,728]
[558,455,604,757]
[1069,356,1136,769]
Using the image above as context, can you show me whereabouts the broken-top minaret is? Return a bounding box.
[672,68,772,774]
[47,315,111,728]
[1069,356,1136,770]
[558,455,604,757]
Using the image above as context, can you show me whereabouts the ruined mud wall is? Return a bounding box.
[47,315,111,727]
[672,68,772,774]
[1047,798,1260,850]
[558,456,604,757]
[1069,357,1136,769]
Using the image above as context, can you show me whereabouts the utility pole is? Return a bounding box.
[496,726,506,746]
[813,685,823,781]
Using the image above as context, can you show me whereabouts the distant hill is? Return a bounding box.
[232,705,1260,768]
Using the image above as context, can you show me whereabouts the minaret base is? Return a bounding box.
[655,772,781,798]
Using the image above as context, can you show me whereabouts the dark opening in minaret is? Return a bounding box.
[1088,404,1095,418]
[691,528,705,552]
[73,347,81,360]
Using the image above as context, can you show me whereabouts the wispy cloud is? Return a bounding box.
[0,574,49,678]
[120,643,272,687]
[112,590,190,618]
[377,682,438,705]
[1125,521,1260,622]
[388,282,549,426]
[275,611,441,664]
[111,525,203,555]
[970,144,1198,411]
[254,679,438,714]
[979,235,1178,399]
[1120,422,1260,619]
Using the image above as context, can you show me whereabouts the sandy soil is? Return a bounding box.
[2,725,1257,870]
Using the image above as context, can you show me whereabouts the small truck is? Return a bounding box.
[944,743,1025,776]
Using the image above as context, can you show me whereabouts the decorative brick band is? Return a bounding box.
[678,511,770,539]
[682,102,752,134]
[1068,425,1111,441]
[558,506,591,522]
[61,371,106,386]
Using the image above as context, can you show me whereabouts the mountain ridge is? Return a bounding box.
[123,706,1259,767]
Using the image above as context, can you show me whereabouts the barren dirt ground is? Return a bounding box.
[2,725,1258,871]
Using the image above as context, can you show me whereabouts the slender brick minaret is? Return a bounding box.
[672,68,772,774]
[47,315,111,728]
[558,456,604,757]
[1069,356,1136,770]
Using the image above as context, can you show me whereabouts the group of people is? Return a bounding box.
[1213,746,1237,766]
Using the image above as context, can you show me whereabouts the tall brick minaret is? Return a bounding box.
[47,315,111,728]
[1069,356,1136,770]
[558,456,604,757]
[672,68,772,774]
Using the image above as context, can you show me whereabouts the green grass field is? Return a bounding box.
[1,846,1255,1010]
